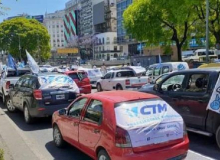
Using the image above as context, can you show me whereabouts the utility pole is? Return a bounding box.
[206,0,209,63]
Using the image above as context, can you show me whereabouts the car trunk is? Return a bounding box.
[128,77,148,87]
[41,88,76,105]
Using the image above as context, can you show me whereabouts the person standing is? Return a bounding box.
[101,63,107,75]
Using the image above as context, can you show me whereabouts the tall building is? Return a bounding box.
[117,0,142,56]
[44,10,65,51]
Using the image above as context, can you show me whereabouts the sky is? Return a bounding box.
[0,0,69,22]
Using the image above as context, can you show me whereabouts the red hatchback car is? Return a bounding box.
[52,91,189,160]
[65,71,91,94]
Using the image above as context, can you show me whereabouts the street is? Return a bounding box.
[0,90,219,160]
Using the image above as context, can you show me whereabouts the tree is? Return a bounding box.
[0,17,51,60]
[194,0,220,47]
[123,0,198,61]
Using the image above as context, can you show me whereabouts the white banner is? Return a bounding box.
[26,50,40,74]
[115,99,183,147]
[207,76,220,113]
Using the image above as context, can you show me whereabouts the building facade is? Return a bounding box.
[94,32,123,60]
[44,10,65,51]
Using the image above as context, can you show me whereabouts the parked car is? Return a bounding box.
[147,62,189,83]
[139,68,220,148]
[0,68,30,104]
[64,70,91,94]
[52,91,189,160]
[96,69,148,92]
[78,68,102,88]
[183,49,217,62]
[7,73,79,124]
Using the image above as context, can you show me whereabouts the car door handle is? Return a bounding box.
[93,129,100,134]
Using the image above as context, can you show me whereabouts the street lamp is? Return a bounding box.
[206,0,209,63]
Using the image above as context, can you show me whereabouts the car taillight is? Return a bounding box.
[125,79,130,85]
[115,127,132,148]
[6,81,10,89]
[33,90,42,100]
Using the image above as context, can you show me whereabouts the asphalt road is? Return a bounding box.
[0,89,220,160]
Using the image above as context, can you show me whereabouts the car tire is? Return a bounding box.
[216,126,220,149]
[97,83,103,92]
[97,150,111,160]
[53,125,65,148]
[2,91,5,104]
[116,85,123,90]
[24,104,34,124]
[6,97,16,113]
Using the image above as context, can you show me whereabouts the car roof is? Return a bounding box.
[173,68,220,73]
[86,91,158,103]
[65,70,85,74]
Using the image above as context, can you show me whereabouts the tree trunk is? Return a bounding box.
[176,44,182,62]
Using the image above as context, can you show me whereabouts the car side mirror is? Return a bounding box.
[9,84,14,89]
[58,109,66,116]
[101,77,105,79]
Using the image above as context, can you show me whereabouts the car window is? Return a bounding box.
[68,98,88,118]
[116,71,135,77]
[21,76,31,88]
[162,66,169,74]
[84,100,103,124]
[153,67,160,76]
[15,77,25,88]
[185,74,208,93]
[146,67,153,76]
[161,74,185,92]
[78,72,87,80]
[68,73,79,80]
[28,77,38,89]
[104,73,112,79]
[155,74,169,84]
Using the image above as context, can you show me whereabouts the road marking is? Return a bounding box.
[188,150,214,160]
[0,107,47,160]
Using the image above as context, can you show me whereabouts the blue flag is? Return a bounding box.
[7,54,17,70]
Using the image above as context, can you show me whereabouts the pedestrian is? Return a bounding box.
[122,63,125,67]
[127,63,130,66]
[137,61,141,66]
[101,63,107,75]
[93,65,97,69]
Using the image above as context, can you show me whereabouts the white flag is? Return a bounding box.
[26,50,39,74]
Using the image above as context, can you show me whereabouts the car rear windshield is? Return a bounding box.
[7,69,30,77]
[116,71,135,77]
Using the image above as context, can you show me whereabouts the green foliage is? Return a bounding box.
[123,0,199,61]
[161,45,173,55]
[0,149,4,160]
[0,18,51,60]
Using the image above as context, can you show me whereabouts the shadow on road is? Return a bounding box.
[45,141,92,160]
[189,132,220,159]
[0,102,52,131]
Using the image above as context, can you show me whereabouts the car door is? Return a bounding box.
[157,73,188,114]
[61,98,88,147]
[79,99,103,157]
[101,72,112,91]
[18,76,31,110]
[11,77,25,108]
[178,72,211,130]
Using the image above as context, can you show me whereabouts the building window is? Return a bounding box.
[102,46,104,51]
[107,46,110,50]
[120,46,123,51]
[114,46,117,51]
[102,38,104,44]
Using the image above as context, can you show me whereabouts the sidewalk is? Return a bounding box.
[0,108,40,160]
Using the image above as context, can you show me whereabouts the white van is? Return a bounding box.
[183,49,217,62]
[146,62,189,83]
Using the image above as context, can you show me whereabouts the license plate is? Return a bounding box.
[56,95,65,100]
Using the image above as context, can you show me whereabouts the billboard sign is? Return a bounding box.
[32,15,44,23]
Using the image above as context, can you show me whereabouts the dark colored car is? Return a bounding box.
[7,73,79,124]
[139,68,220,148]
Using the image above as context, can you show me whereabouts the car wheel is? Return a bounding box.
[24,104,33,124]
[116,85,123,90]
[97,83,103,92]
[6,97,16,112]
[53,125,65,148]
[2,92,5,104]
[97,150,110,160]
[216,126,220,149]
